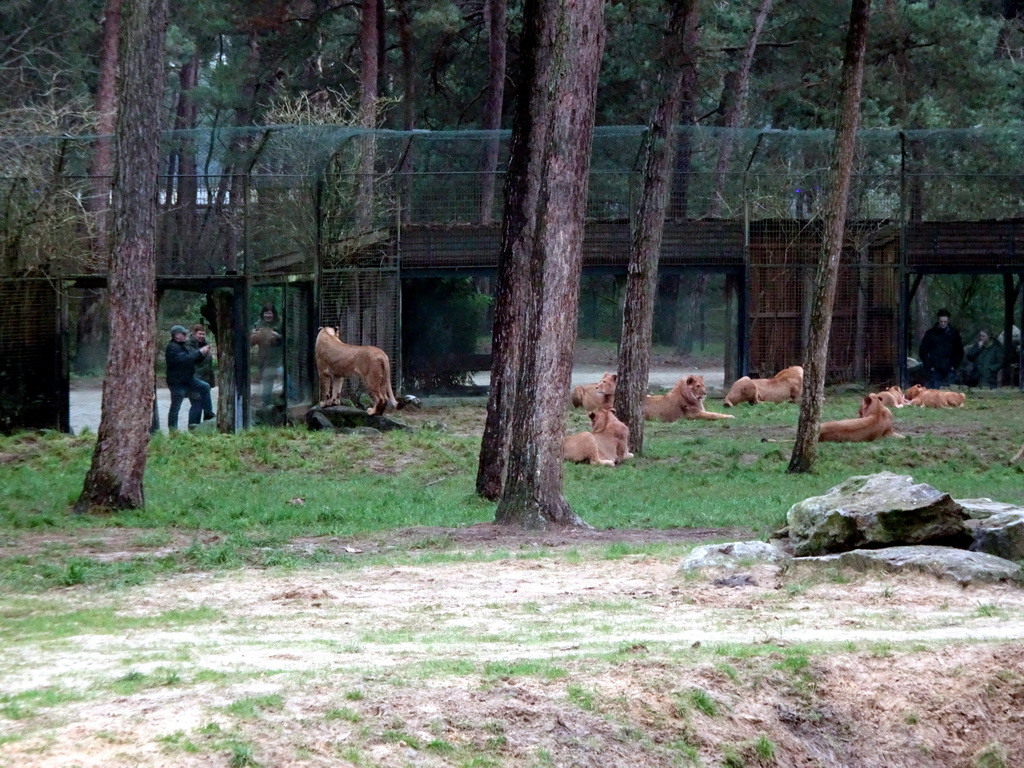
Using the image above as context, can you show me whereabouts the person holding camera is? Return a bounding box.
[165,324,214,430]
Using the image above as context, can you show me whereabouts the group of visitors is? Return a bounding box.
[162,303,284,431]
[164,324,216,431]
[918,308,1014,390]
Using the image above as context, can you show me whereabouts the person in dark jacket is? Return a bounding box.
[165,324,214,431]
[963,328,1004,389]
[919,308,964,389]
[187,324,216,388]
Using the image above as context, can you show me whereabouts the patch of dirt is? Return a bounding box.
[573,338,721,370]
[3,527,1024,767]
[0,525,749,563]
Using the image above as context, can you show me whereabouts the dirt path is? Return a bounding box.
[3,528,1024,767]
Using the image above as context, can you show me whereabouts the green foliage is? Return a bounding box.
[686,687,718,717]
[566,684,596,711]
[754,733,776,761]
[483,660,567,682]
[973,742,1009,768]
[0,687,84,720]
[402,278,491,390]
[227,740,260,768]
[225,694,284,720]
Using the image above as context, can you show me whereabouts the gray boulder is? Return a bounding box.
[967,511,1024,561]
[679,541,788,572]
[956,498,1024,520]
[787,472,967,557]
[306,405,412,432]
[791,545,1023,585]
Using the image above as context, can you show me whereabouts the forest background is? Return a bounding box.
[3,0,1023,364]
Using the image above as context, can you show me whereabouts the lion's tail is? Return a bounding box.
[381,359,398,410]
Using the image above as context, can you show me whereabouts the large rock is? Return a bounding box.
[791,545,1023,585]
[956,498,1024,560]
[678,541,788,571]
[306,405,412,432]
[787,472,967,556]
[967,511,1024,561]
[956,498,1024,520]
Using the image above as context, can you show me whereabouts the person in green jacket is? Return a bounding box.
[963,328,1004,389]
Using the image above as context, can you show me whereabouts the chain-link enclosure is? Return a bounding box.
[0,126,1022,430]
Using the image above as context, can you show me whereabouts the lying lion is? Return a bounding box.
[874,385,909,409]
[563,407,633,466]
[645,375,734,422]
[904,384,966,408]
[818,393,898,442]
[723,365,803,406]
[315,327,398,416]
[591,407,633,464]
[570,372,616,412]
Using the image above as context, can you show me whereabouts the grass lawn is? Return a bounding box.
[0,387,1021,590]
[1,388,1024,768]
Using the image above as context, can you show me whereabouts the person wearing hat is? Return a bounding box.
[165,324,214,431]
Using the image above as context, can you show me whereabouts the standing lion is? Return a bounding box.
[315,327,398,416]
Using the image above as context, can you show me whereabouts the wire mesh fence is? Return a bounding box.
[1,125,1022,429]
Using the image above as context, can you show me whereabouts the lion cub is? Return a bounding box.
[563,407,633,466]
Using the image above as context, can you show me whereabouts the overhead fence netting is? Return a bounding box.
[2,125,1022,278]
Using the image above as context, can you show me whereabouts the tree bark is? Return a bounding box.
[668,1,702,216]
[479,0,605,527]
[478,0,508,223]
[76,0,122,375]
[396,0,416,224]
[707,0,773,218]
[615,0,699,456]
[355,0,379,232]
[75,0,167,512]
[788,0,872,474]
[211,288,237,430]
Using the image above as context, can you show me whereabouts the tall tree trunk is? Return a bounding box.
[396,0,416,224]
[668,3,702,216]
[211,288,237,431]
[615,0,699,456]
[75,0,167,513]
[478,0,605,525]
[175,56,200,271]
[676,271,708,356]
[788,0,872,474]
[707,0,773,218]
[355,0,379,232]
[479,0,508,224]
[76,0,122,375]
[724,272,738,383]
